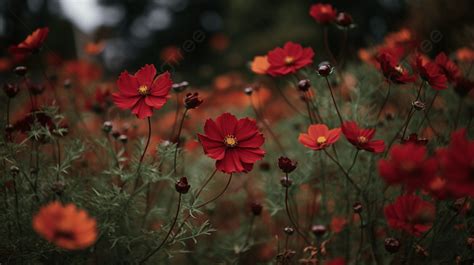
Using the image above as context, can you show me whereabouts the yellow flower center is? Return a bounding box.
[284,56,295,65]
[358,136,368,144]
[316,136,327,145]
[138,85,149,96]
[224,135,238,147]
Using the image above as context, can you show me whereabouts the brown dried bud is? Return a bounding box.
[13,66,28,76]
[311,224,327,237]
[353,202,363,213]
[3,83,20,98]
[175,177,191,194]
[297,79,311,92]
[184,92,203,109]
[278,157,297,173]
[250,201,263,216]
[384,237,401,253]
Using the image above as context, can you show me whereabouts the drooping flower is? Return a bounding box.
[309,3,337,24]
[384,194,435,237]
[33,201,97,250]
[341,121,385,153]
[250,55,270,75]
[378,143,437,192]
[412,54,447,90]
[266,42,314,77]
[197,113,265,174]
[434,52,461,83]
[112,64,172,119]
[299,124,341,151]
[376,52,416,84]
[436,128,474,198]
[9,27,49,59]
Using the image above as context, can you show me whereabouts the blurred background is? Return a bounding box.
[1,0,473,84]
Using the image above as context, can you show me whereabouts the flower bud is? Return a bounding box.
[353,202,363,213]
[384,237,400,253]
[284,226,294,235]
[13,66,28,76]
[311,224,327,237]
[64,79,72,89]
[51,181,66,195]
[244,87,253,95]
[118,134,128,144]
[30,83,45,96]
[111,131,120,139]
[172,81,189,93]
[280,176,293,187]
[297,79,311,92]
[3,83,20,98]
[317,61,333,77]
[175,177,190,194]
[250,201,263,216]
[467,237,474,249]
[5,124,14,134]
[102,121,113,133]
[10,166,20,176]
[278,157,297,173]
[412,101,425,111]
[336,12,353,28]
[184,92,203,109]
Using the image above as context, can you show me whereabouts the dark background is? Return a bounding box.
[1,0,473,84]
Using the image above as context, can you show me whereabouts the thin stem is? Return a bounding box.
[323,26,337,66]
[194,169,218,201]
[338,29,349,68]
[56,139,61,182]
[355,212,364,265]
[6,98,10,125]
[325,77,344,125]
[139,193,182,264]
[170,92,181,139]
[417,90,438,130]
[284,174,311,246]
[347,150,360,174]
[195,173,233,209]
[454,98,464,129]
[375,82,391,122]
[323,149,362,194]
[303,92,315,124]
[276,85,306,117]
[12,177,22,235]
[133,117,152,191]
[173,108,188,178]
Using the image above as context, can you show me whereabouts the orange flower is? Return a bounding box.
[456,47,474,62]
[33,201,97,250]
[84,41,105,55]
[250,56,270,75]
[299,124,341,150]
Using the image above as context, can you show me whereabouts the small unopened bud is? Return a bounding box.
[317,61,333,77]
[172,81,189,93]
[311,224,327,237]
[250,202,263,216]
[111,131,120,139]
[5,124,14,134]
[3,83,20,98]
[244,87,253,95]
[118,134,128,144]
[336,12,353,28]
[412,101,425,111]
[297,79,311,92]
[64,79,72,89]
[353,202,363,213]
[175,177,190,194]
[384,237,401,253]
[13,66,28,76]
[102,121,113,133]
[284,226,294,235]
[467,237,474,249]
[184,92,203,109]
[51,181,66,195]
[10,166,20,176]
[278,157,297,173]
[280,176,293,187]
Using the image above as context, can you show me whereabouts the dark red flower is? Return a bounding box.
[112,64,172,119]
[278,157,297,173]
[436,128,474,198]
[309,3,337,24]
[266,42,314,77]
[434,52,461,83]
[376,52,416,84]
[378,143,437,192]
[412,54,447,90]
[197,113,265,174]
[384,194,435,237]
[341,121,385,153]
[184,92,203,109]
[9,27,49,60]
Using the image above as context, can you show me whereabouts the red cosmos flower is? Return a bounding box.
[376,52,416,84]
[341,121,385,153]
[112,64,172,119]
[436,128,474,198]
[384,194,435,237]
[9,27,49,59]
[197,113,265,174]
[309,3,337,24]
[434,52,461,83]
[266,42,314,77]
[298,124,341,150]
[378,143,437,192]
[412,54,447,90]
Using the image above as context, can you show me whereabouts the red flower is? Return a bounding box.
[197,113,265,174]
[412,54,447,90]
[112,64,172,119]
[309,3,337,24]
[341,121,385,153]
[384,194,435,237]
[436,128,474,198]
[434,52,461,83]
[298,124,341,150]
[9,27,49,59]
[376,52,415,84]
[378,143,437,192]
[266,42,314,76]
